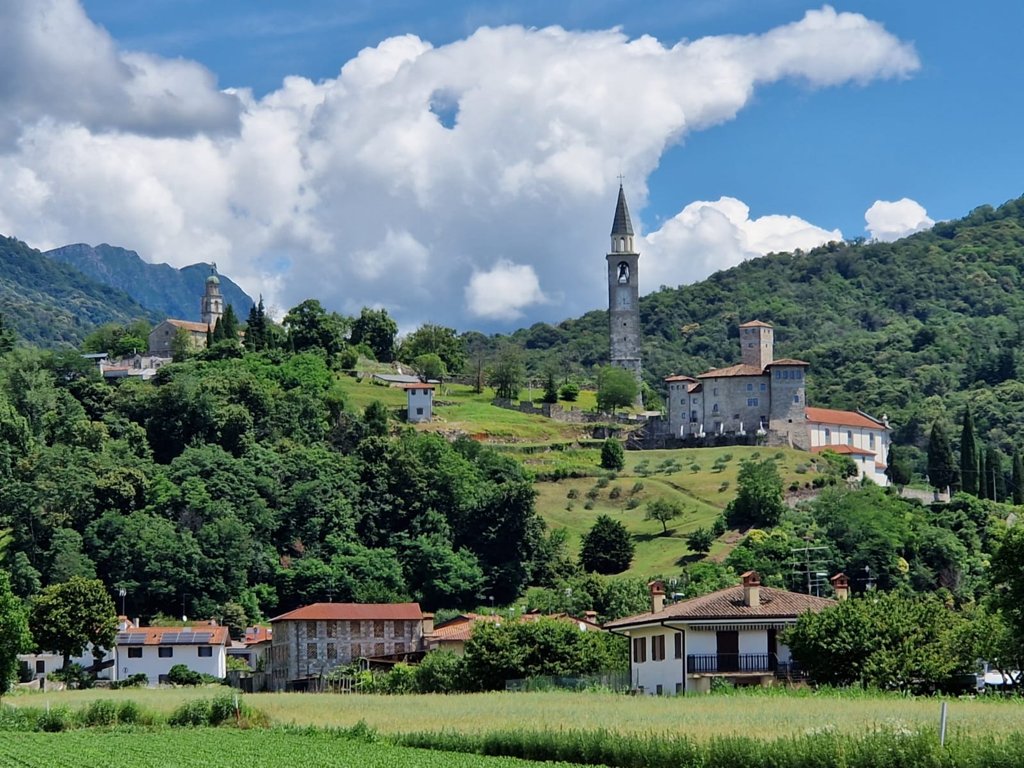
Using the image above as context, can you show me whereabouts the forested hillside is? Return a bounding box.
[510,195,1024,459]
[0,237,157,346]
[46,243,253,322]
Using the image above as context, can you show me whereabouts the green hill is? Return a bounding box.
[0,235,158,347]
[45,242,254,321]
[508,195,1024,468]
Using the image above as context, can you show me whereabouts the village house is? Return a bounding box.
[226,625,272,671]
[402,382,435,423]
[114,623,229,685]
[267,603,432,691]
[604,573,841,694]
[806,407,891,484]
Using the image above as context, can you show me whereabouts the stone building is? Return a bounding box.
[267,602,432,691]
[607,185,643,406]
[147,265,224,355]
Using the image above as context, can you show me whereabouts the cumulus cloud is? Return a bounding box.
[0,2,919,329]
[643,198,843,288]
[465,261,547,320]
[864,198,934,242]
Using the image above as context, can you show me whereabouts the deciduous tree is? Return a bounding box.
[579,515,633,574]
[644,498,683,535]
[727,458,785,528]
[0,571,32,696]
[29,577,117,671]
[350,307,398,363]
[596,366,638,414]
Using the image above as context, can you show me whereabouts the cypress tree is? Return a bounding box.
[987,444,1007,502]
[979,448,989,500]
[960,405,979,496]
[927,421,958,491]
[1012,449,1024,505]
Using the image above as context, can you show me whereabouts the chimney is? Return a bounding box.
[830,573,850,601]
[648,580,666,613]
[583,610,598,624]
[741,571,761,608]
[421,613,434,636]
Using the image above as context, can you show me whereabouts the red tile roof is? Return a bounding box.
[165,319,211,333]
[430,612,604,643]
[243,626,272,644]
[765,358,810,367]
[397,382,434,390]
[117,626,229,646]
[270,602,423,622]
[664,375,697,382]
[604,586,835,628]
[812,445,876,457]
[697,364,765,378]
[806,407,887,430]
[739,320,773,328]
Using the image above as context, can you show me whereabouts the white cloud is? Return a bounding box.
[465,261,547,320]
[643,198,842,289]
[0,2,919,329]
[864,198,934,242]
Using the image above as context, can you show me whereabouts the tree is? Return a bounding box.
[990,524,1024,650]
[927,420,958,491]
[559,382,580,402]
[0,571,32,696]
[29,577,117,671]
[1013,449,1024,505]
[542,371,559,405]
[283,299,347,354]
[350,307,398,363]
[599,438,625,471]
[219,601,248,641]
[0,312,15,354]
[170,327,193,362]
[399,324,466,374]
[244,296,269,352]
[986,444,1007,502]
[212,305,240,344]
[885,444,912,488]
[579,515,634,574]
[488,345,524,400]
[979,448,989,501]
[596,366,638,414]
[726,458,785,528]
[412,353,446,383]
[686,527,714,555]
[644,498,683,535]
[960,405,979,496]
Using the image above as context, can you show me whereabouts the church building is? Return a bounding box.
[148,266,224,355]
[607,185,643,407]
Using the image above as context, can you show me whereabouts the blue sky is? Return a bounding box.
[3,2,1022,329]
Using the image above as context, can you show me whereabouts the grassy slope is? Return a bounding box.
[12,688,1024,740]
[534,446,810,576]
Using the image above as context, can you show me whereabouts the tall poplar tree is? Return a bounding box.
[979,449,990,501]
[960,405,979,496]
[927,421,958,492]
[1012,449,1024,505]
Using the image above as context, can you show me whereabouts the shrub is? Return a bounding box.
[558,382,580,402]
[789,482,800,492]
[80,699,117,727]
[111,672,148,689]
[609,486,622,499]
[586,487,600,500]
[625,498,640,510]
[415,651,467,694]
[117,700,144,725]
[167,664,204,686]
[565,502,574,511]
[711,515,727,537]
[721,453,734,462]
[689,463,701,473]
[37,707,71,733]
[168,698,212,727]
[600,438,625,471]
[583,500,595,510]
[566,488,579,499]
[718,481,730,492]
[49,662,94,690]
[630,481,644,495]
[795,463,808,474]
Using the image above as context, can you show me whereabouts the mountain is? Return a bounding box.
[45,242,254,321]
[509,195,1024,464]
[0,235,158,347]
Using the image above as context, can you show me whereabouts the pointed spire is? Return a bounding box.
[610,184,634,236]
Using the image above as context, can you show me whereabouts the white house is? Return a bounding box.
[402,382,434,423]
[806,407,891,485]
[18,646,114,682]
[604,573,838,694]
[114,625,229,685]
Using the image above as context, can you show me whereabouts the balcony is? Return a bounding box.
[686,654,808,680]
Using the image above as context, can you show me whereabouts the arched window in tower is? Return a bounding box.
[619,237,626,252]
[617,262,629,284]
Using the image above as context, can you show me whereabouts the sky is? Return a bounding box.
[1,1,1022,332]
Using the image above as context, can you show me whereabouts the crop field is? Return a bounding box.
[0,728,578,768]
[12,689,1024,742]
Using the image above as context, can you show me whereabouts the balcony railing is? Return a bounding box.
[686,653,774,674]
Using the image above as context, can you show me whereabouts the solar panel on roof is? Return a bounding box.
[177,633,195,644]
[130,635,145,644]
[192,633,212,643]
[116,633,132,643]
[161,633,178,644]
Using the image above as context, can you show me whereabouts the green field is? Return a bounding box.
[0,728,576,768]
[533,446,811,575]
[11,688,1024,742]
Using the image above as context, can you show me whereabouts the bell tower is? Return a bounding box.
[200,263,224,329]
[607,184,642,402]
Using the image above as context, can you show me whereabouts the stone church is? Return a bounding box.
[606,187,890,484]
[147,266,224,355]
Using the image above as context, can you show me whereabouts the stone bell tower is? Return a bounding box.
[607,185,642,403]
[200,263,224,329]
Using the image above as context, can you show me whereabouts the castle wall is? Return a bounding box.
[767,367,807,449]
[701,375,770,435]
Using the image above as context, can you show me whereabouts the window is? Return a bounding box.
[374,642,385,656]
[305,621,317,636]
[793,394,800,404]
[127,647,142,659]
[746,383,753,392]
[712,403,719,413]
[632,637,647,663]
[395,642,406,654]
[198,646,213,658]
[747,398,758,407]
[326,622,336,639]
[656,684,664,695]
[416,407,424,415]
[774,370,780,380]
[713,388,718,396]
[847,430,853,445]
[158,647,173,658]
[326,643,337,660]
[869,434,876,449]
[36,660,45,673]
[824,428,831,443]
[674,633,683,659]
[307,643,318,660]
[373,621,385,638]
[760,382,766,392]
[652,634,666,661]
[351,643,362,658]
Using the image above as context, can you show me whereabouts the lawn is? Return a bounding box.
[11,688,1024,742]
[533,446,812,575]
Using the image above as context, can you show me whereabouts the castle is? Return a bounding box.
[605,187,890,484]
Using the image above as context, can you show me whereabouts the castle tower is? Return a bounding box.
[739,320,774,370]
[607,185,642,404]
[200,264,224,329]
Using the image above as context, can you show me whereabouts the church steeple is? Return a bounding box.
[200,263,224,329]
[610,184,635,253]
